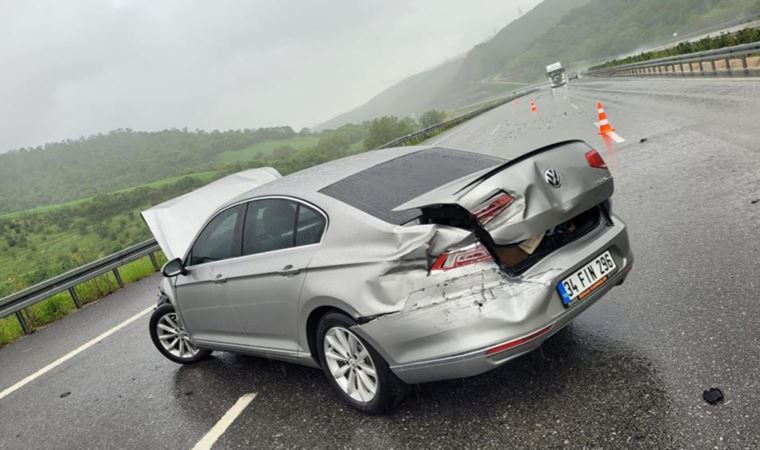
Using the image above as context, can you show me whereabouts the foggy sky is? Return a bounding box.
[0,0,541,153]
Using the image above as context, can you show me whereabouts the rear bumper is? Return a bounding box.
[353,215,632,384]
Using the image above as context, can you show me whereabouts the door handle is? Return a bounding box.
[213,274,227,284]
[278,264,301,276]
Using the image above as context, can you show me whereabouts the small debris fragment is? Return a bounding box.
[639,137,648,143]
[184,390,194,396]
[59,391,71,398]
[703,388,723,405]
[751,199,759,204]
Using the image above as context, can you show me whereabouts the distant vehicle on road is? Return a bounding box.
[546,61,567,87]
[143,142,633,414]
[569,72,580,81]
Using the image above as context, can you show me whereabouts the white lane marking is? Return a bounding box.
[489,124,501,135]
[0,306,153,401]
[192,393,257,450]
[607,132,625,143]
[570,103,579,110]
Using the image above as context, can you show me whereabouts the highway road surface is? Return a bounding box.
[2,77,760,449]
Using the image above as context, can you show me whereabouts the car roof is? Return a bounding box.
[221,145,506,224]
[224,146,430,203]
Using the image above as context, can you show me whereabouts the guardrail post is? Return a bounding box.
[699,60,705,76]
[149,252,159,271]
[16,311,31,334]
[742,56,749,75]
[112,268,125,288]
[68,287,82,309]
[711,60,717,76]
[725,58,732,76]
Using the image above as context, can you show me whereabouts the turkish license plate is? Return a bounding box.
[557,250,617,307]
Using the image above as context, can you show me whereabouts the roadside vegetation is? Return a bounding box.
[591,26,760,70]
[0,110,449,347]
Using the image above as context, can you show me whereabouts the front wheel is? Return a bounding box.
[317,312,407,414]
[149,303,211,364]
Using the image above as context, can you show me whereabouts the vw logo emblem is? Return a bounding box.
[544,169,561,188]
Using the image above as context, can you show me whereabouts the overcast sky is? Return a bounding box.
[0,0,541,152]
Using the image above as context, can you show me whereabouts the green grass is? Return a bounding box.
[0,315,22,346]
[217,136,319,163]
[0,252,167,347]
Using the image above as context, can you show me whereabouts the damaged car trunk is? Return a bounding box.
[395,140,615,275]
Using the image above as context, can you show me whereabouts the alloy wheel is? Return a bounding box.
[324,327,378,402]
[156,312,200,359]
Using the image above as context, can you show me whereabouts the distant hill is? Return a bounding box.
[500,0,760,81]
[319,58,464,130]
[323,0,760,128]
[0,127,296,214]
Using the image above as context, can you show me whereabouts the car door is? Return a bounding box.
[221,197,327,353]
[173,204,245,344]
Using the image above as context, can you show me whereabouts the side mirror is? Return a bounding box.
[161,258,187,277]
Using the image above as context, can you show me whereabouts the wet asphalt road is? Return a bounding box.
[1,77,760,449]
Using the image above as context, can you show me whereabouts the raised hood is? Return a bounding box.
[141,168,281,260]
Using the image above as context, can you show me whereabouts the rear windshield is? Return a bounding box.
[320,148,505,224]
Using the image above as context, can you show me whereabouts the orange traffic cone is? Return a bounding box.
[530,100,537,113]
[597,102,615,134]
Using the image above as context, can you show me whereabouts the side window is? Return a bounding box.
[295,203,326,246]
[243,199,297,255]
[242,199,326,255]
[188,206,241,266]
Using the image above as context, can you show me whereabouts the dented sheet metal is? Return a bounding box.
[349,218,632,373]
[355,264,561,366]
[393,140,614,245]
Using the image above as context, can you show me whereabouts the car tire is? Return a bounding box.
[149,303,211,364]
[316,312,407,414]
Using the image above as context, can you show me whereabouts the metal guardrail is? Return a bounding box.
[0,85,539,336]
[379,87,539,149]
[0,239,160,334]
[586,41,760,78]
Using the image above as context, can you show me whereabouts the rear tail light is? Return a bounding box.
[472,192,514,225]
[585,149,607,169]
[484,324,554,356]
[431,243,493,271]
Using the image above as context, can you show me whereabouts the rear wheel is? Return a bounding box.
[149,303,211,364]
[316,312,406,414]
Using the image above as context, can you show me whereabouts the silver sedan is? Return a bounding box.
[143,141,633,414]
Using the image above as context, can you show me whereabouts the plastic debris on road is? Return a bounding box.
[703,388,724,405]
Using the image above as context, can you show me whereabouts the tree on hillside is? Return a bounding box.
[363,116,415,150]
[419,110,447,128]
[314,133,351,159]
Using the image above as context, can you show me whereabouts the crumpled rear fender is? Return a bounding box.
[351,216,631,369]
[297,221,474,354]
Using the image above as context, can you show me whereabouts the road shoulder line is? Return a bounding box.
[0,306,153,401]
